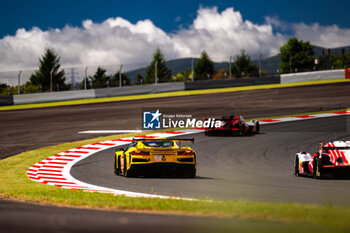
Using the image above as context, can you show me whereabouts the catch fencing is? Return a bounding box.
[0,53,281,96]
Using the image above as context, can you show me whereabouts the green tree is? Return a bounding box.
[110,72,131,87]
[230,49,258,78]
[279,37,314,74]
[136,73,144,85]
[0,83,8,92]
[80,78,92,90]
[173,69,193,81]
[89,67,109,88]
[315,50,350,70]
[194,51,215,80]
[145,49,172,83]
[30,48,67,91]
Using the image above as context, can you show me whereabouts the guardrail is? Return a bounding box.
[2,69,348,106]
[184,75,280,90]
[94,82,184,98]
[12,82,185,105]
[0,96,13,106]
[280,69,345,84]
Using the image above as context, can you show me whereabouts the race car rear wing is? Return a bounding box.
[132,138,194,144]
[322,147,350,150]
[321,141,350,150]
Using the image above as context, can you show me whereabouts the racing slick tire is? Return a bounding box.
[186,168,196,178]
[205,129,213,136]
[115,156,122,176]
[123,155,134,177]
[239,124,246,136]
[313,156,323,179]
[294,155,300,176]
[255,121,260,134]
[114,156,118,175]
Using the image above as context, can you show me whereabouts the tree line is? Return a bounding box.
[1,37,350,95]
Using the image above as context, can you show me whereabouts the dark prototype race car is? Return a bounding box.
[205,114,260,136]
[295,141,350,178]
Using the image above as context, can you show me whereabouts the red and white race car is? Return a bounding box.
[295,141,350,178]
[204,114,259,136]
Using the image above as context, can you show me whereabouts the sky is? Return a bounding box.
[0,0,350,71]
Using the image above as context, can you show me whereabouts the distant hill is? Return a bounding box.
[125,45,350,82]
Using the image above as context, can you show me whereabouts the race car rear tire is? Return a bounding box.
[123,155,134,177]
[116,156,121,176]
[294,155,300,176]
[205,130,213,136]
[313,157,323,179]
[187,169,196,178]
[114,156,118,175]
[255,121,260,134]
[239,124,246,136]
[114,156,122,176]
[182,167,196,178]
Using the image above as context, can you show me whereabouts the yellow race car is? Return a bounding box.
[114,138,196,178]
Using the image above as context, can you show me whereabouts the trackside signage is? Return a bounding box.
[142,109,222,130]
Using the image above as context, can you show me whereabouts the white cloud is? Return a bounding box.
[0,6,349,72]
[172,7,286,60]
[292,23,350,48]
[266,16,350,48]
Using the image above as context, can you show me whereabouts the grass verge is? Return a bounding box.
[1,79,350,111]
[1,129,350,232]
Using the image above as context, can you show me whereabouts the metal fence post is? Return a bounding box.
[259,53,262,78]
[155,61,158,85]
[50,69,54,92]
[191,58,194,82]
[18,70,22,95]
[119,64,123,87]
[85,66,88,90]
[229,56,232,79]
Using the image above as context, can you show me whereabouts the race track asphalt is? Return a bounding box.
[71,115,350,206]
[1,82,350,232]
[1,82,350,159]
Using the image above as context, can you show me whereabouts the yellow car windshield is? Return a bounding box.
[143,141,174,148]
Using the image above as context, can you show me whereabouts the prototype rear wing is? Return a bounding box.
[321,141,350,150]
[132,138,194,144]
[323,147,350,150]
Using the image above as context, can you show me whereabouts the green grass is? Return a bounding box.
[1,129,350,232]
[1,79,349,111]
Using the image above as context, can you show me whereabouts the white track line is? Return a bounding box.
[27,110,350,199]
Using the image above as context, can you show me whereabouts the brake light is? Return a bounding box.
[131,151,150,155]
[177,151,194,155]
